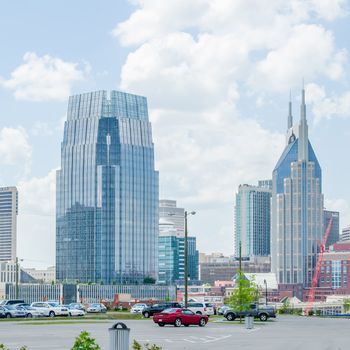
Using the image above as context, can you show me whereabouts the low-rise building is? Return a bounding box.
[200,256,271,285]
[23,266,56,283]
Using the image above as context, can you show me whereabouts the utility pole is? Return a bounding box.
[238,240,242,323]
[184,211,188,308]
[15,257,19,299]
[184,210,196,308]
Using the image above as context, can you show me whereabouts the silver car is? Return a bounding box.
[1,305,26,318]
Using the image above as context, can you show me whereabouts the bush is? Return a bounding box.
[132,340,162,350]
[71,331,100,350]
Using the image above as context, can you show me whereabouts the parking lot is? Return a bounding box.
[0,315,349,349]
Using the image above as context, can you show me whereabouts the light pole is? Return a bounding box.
[184,210,196,308]
[263,279,267,306]
[15,257,23,299]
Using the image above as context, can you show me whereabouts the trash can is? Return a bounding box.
[109,322,130,350]
[245,315,254,329]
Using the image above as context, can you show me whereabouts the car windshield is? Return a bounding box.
[48,303,59,307]
[161,308,177,313]
[205,303,213,307]
[4,305,15,310]
[90,304,100,307]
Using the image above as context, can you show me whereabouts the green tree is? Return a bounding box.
[343,299,350,313]
[143,276,156,284]
[228,270,258,323]
[71,331,100,350]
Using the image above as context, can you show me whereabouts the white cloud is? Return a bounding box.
[0,127,32,178]
[0,52,88,101]
[17,169,56,268]
[306,83,350,123]
[114,0,349,254]
[251,24,346,91]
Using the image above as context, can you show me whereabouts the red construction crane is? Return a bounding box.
[304,217,333,315]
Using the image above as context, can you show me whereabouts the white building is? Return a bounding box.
[0,187,18,262]
[23,266,56,283]
[159,200,185,237]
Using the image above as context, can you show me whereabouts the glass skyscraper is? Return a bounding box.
[56,90,159,284]
[271,88,323,287]
[234,182,271,259]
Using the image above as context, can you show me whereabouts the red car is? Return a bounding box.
[153,308,208,327]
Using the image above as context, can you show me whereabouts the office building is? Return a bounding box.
[0,187,18,262]
[158,201,199,284]
[323,210,339,248]
[159,200,185,236]
[234,182,271,258]
[23,266,56,283]
[271,88,324,287]
[200,256,271,285]
[341,226,350,242]
[56,91,159,284]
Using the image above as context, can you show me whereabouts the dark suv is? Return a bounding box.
[142,302,182,318]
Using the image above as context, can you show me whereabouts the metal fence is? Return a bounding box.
[5,283,176,304]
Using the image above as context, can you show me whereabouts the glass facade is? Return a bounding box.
[56,90,159,284]
[234,183,271,258]
[0,187,18,262]
[323,210,339,248]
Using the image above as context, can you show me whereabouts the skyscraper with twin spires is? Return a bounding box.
[271,88,324,288]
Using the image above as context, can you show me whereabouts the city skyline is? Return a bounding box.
[0,1,350,267]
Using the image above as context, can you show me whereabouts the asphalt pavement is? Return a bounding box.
[0,315,349,350]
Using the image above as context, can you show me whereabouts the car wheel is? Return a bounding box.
[27,313,33,318]
[226,313,236,321]
[69,312,72,317]
[196,311,202,315]
[259,313,268,322]
[6,313,11,318]
[144,311,150,318]
[199,318,206,327]
[158,322,165,327]
[49,311,55,318]
[174,318,182,327]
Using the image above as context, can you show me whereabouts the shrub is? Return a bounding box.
[132,340,162,350]
[71,331,100,350]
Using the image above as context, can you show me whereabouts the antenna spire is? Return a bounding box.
[288,90,293,130]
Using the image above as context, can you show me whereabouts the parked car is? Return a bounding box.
[187,302,212,315]
[218,305,230,315]
[16,305,45,318]
[30,302,69,317]
[142,302,182,318]
[67,306,85,317]
[86,303,107,313]
[130,303,148,314]
[153,308,208,327]
[0,305,26,318]
[68,303,85,311]
[224,303,276,322]
[204,303,215,316]
[0,299,25,306]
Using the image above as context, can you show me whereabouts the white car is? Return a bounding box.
[68,306,85,317]
[187,302,213,316]
[130,303,147,314]
[31,302,69,317]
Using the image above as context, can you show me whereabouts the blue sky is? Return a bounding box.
[0,0,350,268]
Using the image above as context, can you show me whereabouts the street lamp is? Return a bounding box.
[184,210,196,308]
[263,279,268,306]
[15,257,23,299]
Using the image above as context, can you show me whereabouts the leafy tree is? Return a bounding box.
[228,270,259,323]
[71,331,100,350]
[143,276,156,284]
[343,298,350,313]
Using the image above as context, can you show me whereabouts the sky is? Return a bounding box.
[1,0,350,268]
